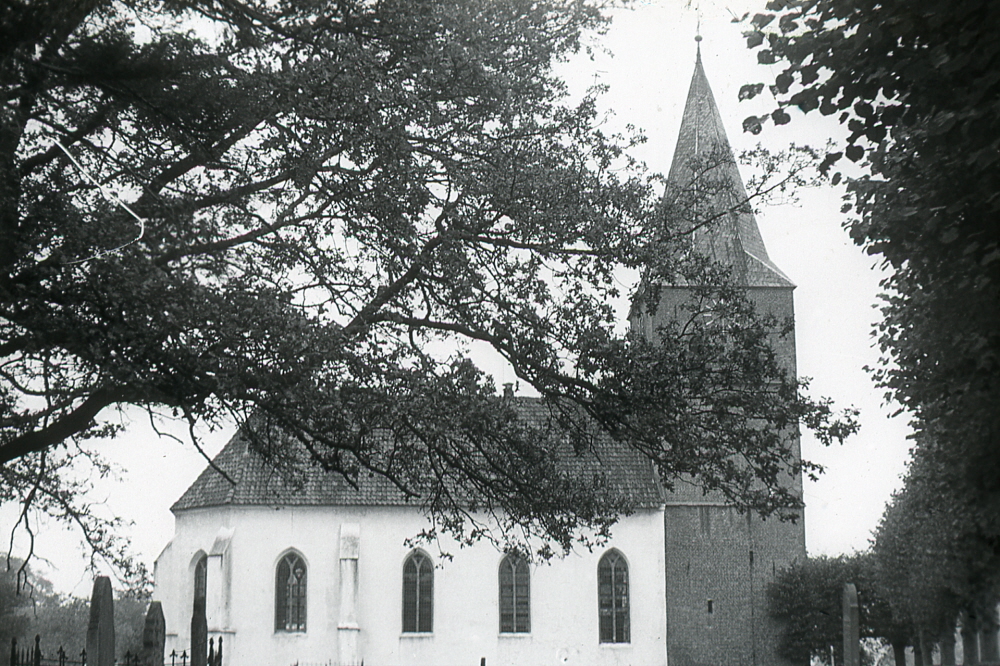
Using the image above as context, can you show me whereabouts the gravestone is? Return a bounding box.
[141,602,166,666]
[191,598,207,666]
[843,583,860,666]
[86,577,115,666]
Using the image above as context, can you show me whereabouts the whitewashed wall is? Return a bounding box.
[154,503,667,666]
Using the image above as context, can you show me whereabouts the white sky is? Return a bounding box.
[5,0,913,597]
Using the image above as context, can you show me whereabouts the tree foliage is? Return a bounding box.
[2,446,150,591]
[771,444,1000,666]
[21,593,147,659]
[1,0,854,571]
[768,553,903,666]
[0,560,146,658]
[871,435,1000,647]
[744,0,1000,627]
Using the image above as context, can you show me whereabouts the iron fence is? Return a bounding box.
[10,637,89,666]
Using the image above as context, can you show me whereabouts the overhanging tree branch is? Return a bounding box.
[0,386,126,464]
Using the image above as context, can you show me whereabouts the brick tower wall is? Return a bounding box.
[663,505,805,666]
[631,285,805,666]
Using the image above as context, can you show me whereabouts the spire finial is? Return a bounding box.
[694,4,703,59]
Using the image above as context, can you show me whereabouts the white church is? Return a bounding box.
[153,48,805,666]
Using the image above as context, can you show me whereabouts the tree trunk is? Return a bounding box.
[918,631,935,666]
[963,611,981,666]
[892,641,908,666]
[941,630,957,666]
[980,605,1000,663]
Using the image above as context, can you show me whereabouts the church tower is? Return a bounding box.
[630,44,806,666]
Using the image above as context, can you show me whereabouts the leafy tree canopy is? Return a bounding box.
[744,0,1000,629]
[768,553,904,666]
[742,0,1000,528]
[872,434,1000,643]
[772,439,1000,666]
[1,0,854,575]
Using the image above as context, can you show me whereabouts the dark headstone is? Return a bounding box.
[842,583,860,666]
[191,598,207,666]
[141,602,166,666]
[86,577,115,666]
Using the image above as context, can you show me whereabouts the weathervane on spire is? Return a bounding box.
[694,1,703,59]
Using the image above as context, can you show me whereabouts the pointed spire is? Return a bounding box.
[666,45,794,288]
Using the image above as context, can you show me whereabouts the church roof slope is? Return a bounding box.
[666,48,794,289]
[172,397,664,512]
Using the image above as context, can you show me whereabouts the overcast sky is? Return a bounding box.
[7,0,914,597]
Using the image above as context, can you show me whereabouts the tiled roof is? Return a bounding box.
[665,48,794,289]
[171,397,664,512]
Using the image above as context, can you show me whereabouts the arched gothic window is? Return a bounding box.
[499,554,530,633]
[598,550,630,643]
[193,554,207,613]
[402,551,433,633]
[275,552,307,632]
